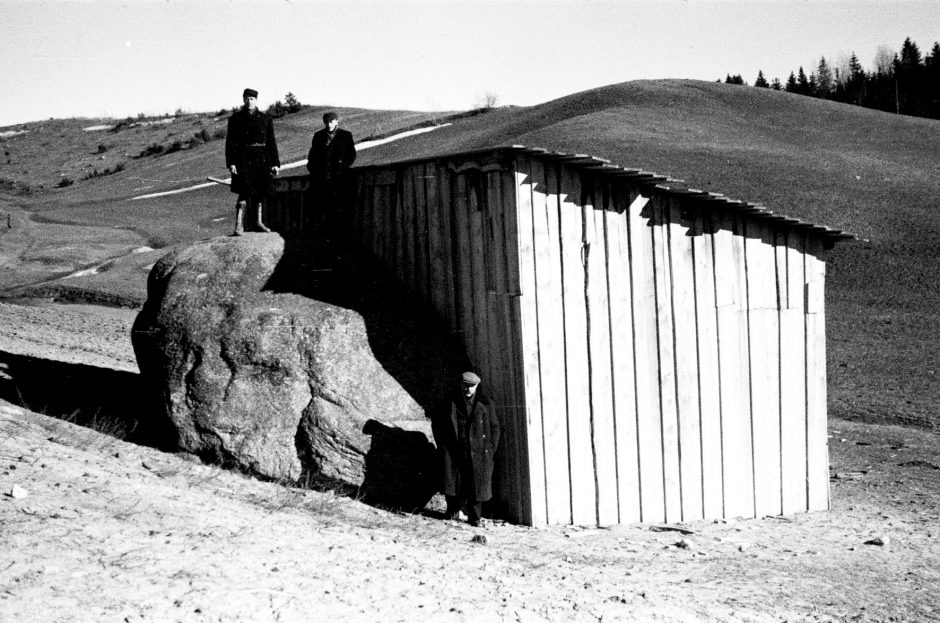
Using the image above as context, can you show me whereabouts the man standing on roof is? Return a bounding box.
[432,371,500,527]
[225,88,280,235]
[306,111,356,235]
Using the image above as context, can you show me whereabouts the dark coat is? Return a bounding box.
[306,128,356,182]
[225,108,280,197]
[432,391,500,501]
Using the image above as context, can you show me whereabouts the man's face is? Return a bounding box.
[462,382,478,399]
[243,96,257,111]
[325,118,339,132]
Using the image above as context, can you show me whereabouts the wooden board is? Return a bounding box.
[426,162,445,319]
[401,167,416,290]
[627,192,665,523]
[385,171,399,278]
[533,161,572,525]
[607,184,641,524]
[586,180,619,525]
[805,237,829,511]
[713,213,754,518]
[500,168,528,524]
[372,185,387,261]
[558,166,596,525]
[746,221,782,517]
[667,200,704,522]
[779,231,808,514]
[414,165,430,302]
[469,179,490,380]
[512,156,545,526]
[692,212,724,520]
[651,197,682,523]
[453,173,474,358]
[437,164,458,332]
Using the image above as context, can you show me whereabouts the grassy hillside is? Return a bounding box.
[356,80,940,430]
[0,105,451,245]
[1,79,938,429]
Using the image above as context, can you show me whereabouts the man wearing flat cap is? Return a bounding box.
[225,88,280,235]
[432,371,500,527]
[306,111,356,236]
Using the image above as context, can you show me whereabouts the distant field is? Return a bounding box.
[1,79,938,429]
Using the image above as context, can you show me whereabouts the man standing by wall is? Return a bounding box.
[225,88,280,235]
[306,111,356,235]
[432,372,500,527]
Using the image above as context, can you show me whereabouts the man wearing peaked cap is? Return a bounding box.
[431,371,500,527]
[306,111,356,237]
[225,87,280,235]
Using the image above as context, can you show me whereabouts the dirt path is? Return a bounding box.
[0,301,938,622]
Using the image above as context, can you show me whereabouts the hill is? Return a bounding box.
[354,79,940,430]
[1,79,938,429]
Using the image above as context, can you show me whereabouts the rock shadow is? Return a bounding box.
[0,350,174,448]
[359,419,439,511]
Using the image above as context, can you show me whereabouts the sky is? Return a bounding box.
[1,0,939,126]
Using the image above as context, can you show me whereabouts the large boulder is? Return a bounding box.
[132,233,455,507]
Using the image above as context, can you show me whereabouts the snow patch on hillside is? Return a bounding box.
[130,123,451,200]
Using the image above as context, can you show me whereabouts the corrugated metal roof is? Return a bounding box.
[352,144,858,244]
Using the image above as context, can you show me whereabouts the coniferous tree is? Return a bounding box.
[284,92,302,114]
[846,52,866,105]
[927,42,940,118]
[894,37,926,115]
[816,57,833,98]
[721,36,939,119]
[797,67,811,95]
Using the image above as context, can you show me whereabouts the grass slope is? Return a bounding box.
[1,79,938,428]
[356,79,940,429]
[1,105,452,245]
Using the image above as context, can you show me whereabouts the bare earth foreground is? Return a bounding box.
[0,302,938,623]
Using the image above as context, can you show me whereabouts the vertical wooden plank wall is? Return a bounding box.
[692,213,724,520]
[509,163,830,525]
[805,238,830,511]
[557,167,597,525]
[779,232,808,514]
[666,199,704,523]
[340,153,832,526]
[607,184,641,524]
[719,214,756,518]
[528,159,572,525]
[746,221,783,517]
[348,160,532,524]
[586,181,620,526]
[629,192,665,523]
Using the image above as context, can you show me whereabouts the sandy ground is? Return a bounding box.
[0,302,939,622]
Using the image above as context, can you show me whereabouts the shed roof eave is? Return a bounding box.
[316,144,857,244]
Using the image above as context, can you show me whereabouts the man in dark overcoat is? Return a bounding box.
[305,111,356,235]
[225,88,280,235]
[432,371,500,527]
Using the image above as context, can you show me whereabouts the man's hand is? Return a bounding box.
[229,165,237,175]
[270,166,279,177]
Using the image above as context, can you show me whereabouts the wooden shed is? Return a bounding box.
[267,146,853,527]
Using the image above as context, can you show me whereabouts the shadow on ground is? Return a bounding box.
[0,350,173,449]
